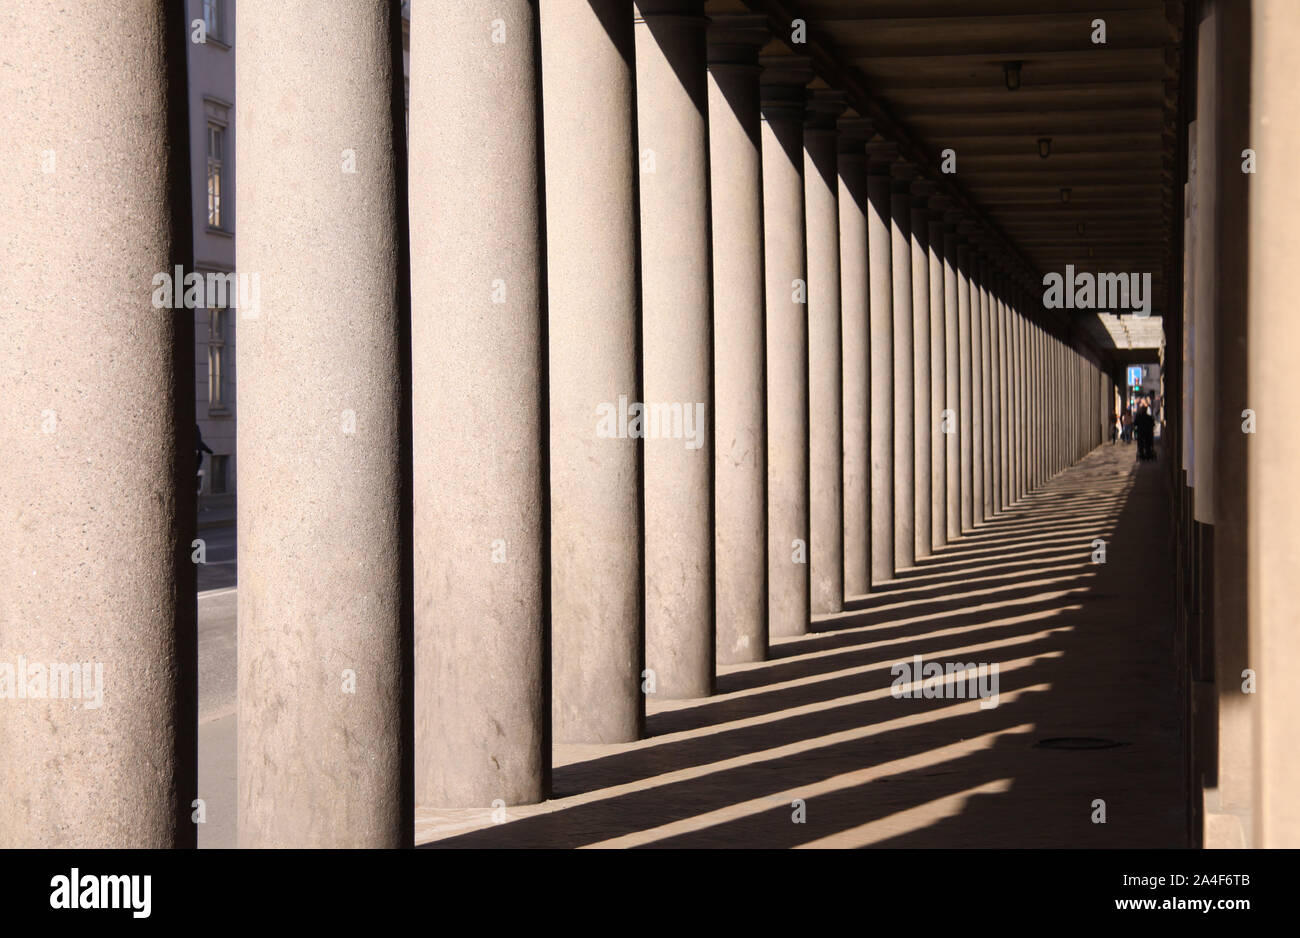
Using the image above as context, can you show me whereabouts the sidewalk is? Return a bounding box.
[198,493,236,530]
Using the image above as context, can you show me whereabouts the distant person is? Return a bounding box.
[196,424,214,496]
[1121,410,1133,444]
[1108,412,1118,444]
[1134,406,1156,460]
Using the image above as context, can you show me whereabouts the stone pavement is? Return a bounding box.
[415,443,1184,848]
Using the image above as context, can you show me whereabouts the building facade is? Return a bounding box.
[187,0,410,501]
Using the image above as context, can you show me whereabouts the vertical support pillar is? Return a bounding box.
[989,269,1003,513]
[970,254,984,523]
[838,119,872,597]
[976,255,992,521]
[891,168,916,570]
[1247,0,1300,848]
[943,221,961,539]
[911,185,934,559]
[927,206,948,550]
[0,0,196,847]
[237,0,410,845]
[542,0,644,742]
[1015,309,1026,495]
[414,0,547,808]
[956,241,974,532]
[1207,0,1252,848]
[761,57,813,633]
[1010,283,1022,499]
[866,142,896,578]
[708,15,769,662]
[805,90,846,615]
[1034,325,1044,487]
[637,0,714,697]
[996,276,1010,510]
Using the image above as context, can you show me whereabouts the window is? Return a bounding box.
[204,0,224,44]
[209,454,229,494]
[206,124,225,229]
[208,305,227,411]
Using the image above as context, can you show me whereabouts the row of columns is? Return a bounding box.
[0,0,1110,848]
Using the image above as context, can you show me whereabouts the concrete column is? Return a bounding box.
[1025,319,1034,488]
[973,256,988,523]
[1009,284,1019,491]
[1247,0,1300,847]
[1045,332,1054,476]
[708,16,769,663]
[976,256,993,522]
[1058,341,1065,470]
[1207,0,1252,847]
[969,254,985,525]
[761,57,813,634]
[911,188,933,560]
[541,0,643,742]
[956,241,974,532]
[637,0,713,698]
[866,144,895,579]
[1061,343,1068,468]
[1060,345,1068,465]
[1050,333,1058,475]
[413,0,546,808]
[891,171,916,570]
[805,91,846,616]
[1019,306,1029,496]
[1042,328,1049,480]
[996,277,1010,510]
[1040,330,1049,477]
[1024,318,1034,488]
[1081,355,1088,456]
[1048,331,1056,477]
[927,209,948,550]
[1068,349,1075,462]
[1036,321,1045,482]
[1050,339,1058,474]
[1007,284,1019,501]
[1193,4,1218,526]
[1075,354,1080,458]
[838,123,871,597]
[988,269,1003,513]
[0,0,195,848]
[1021,298,1030,483]
[236,0,410,846]
[943,224,961,539]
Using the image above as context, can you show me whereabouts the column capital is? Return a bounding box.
[805,87,847,130]
[759,54,814,117]
[837,114,874,154]
[634,0,706,20]
[865,138,899,174]
[707,12,769,67]
[890,160,920,193]
[910,178,938,207]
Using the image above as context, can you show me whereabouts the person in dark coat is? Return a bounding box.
[1134,406,1156,460]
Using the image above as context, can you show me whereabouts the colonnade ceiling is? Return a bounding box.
[709,0,1180,359]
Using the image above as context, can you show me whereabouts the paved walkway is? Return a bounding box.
[417,443,1185,848]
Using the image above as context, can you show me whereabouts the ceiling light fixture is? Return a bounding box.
[1060,186,1072,204]
[1038,137,1052,158]
[1003,61,1023,91]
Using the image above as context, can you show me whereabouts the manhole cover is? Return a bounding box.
[1035,736,1124,750]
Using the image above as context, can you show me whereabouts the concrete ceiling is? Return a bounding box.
[707,0,1181,362]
